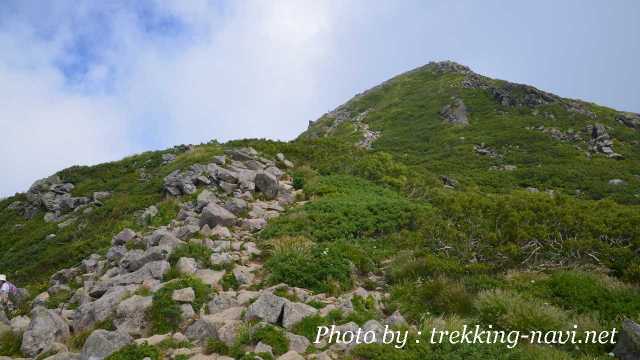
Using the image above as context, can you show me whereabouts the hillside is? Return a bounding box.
[1,61,639,359]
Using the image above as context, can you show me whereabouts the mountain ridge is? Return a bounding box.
[1,61,640,359]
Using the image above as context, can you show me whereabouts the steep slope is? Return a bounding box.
[300,61,640,203]
[1,61,640,359]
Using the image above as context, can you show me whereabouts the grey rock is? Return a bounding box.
[211,252,237,267]
[244,292,288,324]
[112,229,136,246]
[255,341,273,355]
[43,352,81,360]
[242,218,267,232]
[80,330,132,360]
[194,269,225,287]
[278,351,304,360]
[74,285,136,332]
[609,178,627,186]
[213,155,226,165]
[440,98,468,125]
[200,203,237,228]
[233,265,255,285]
[172,287,195,303]
[613,319,640,360]
[106,245,127,263]
[208,292,239,313]
[114,295,152,337]
[138,205,158,225]
[224,198,248,215]
[282,302,318,329]
[21,306,70,357]
[90,261,169,298]
[286,332,310,353]
[384,310,408,327]
[218,320,243,346]
[255,171,279,199]
[10,315,31,333]
[617,112,640,130]
[176,257,198,275]
[185,318,218,342]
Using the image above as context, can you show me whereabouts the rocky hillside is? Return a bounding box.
[1,62,640,359]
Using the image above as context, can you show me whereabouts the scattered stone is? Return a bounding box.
[176,257,198,275]
[278,351,304,360]
[172,288,195,303]
[114,295,152,337]
[609,179,627,186]
[162,153,177,164]
[80,330,132,360]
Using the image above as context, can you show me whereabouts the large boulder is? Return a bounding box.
[89,261,169,298]
[613,319,640,360]
[114,295,152,337]
[244,292,288,324]
[185,318,218,342]
[80,330,132,360]
[112,229,136,246]
[199,203,237,228]
[282,302,318,329]
[21,306,70,357]
[74,285,137,332]
[254,171,279,199]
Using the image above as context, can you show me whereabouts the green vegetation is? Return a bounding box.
[0,143,224,287]
[148,276,213,333]
[169,242,212,267]
[105,343,160,360]
[0,331,23,357]
[1,62,639,359]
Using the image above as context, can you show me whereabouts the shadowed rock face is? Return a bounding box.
[440,98,469,125]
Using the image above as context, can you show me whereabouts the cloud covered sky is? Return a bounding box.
[0,0,638,196]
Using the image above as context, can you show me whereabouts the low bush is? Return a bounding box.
[0,331,22,357]
[265,244,352,293]
[148,276,212,333]
[104,343,160,360]
[475,289,569,332]
[169,243,212,267]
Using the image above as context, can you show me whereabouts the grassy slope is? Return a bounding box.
[0,143,224,289]
[0,62,639,358]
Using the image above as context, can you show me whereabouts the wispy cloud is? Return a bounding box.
[1,0,638,196]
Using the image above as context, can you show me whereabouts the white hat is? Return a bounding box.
[0,274,6,281]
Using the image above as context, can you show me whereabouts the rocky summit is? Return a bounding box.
[1,61,640,359]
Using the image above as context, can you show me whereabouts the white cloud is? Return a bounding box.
[0,0,349,196]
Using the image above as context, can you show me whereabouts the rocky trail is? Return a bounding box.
[0,147,403,360]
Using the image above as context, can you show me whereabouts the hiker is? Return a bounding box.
[0,274,17,306]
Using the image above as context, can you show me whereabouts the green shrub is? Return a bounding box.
[220,271,240,291]
[0,331,22,357]
[390,277,474,321]
[265,244,352,293]
[45,289,72,309]
[251,325,289,355]
[205,338,229,355]
[543,271,640,323]
[148,276,212,333]
[105,343,160,360]
[169,243,212,267]
[261,175,427,242]
[475,289,568,332]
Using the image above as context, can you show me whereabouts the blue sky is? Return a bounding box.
[0,0,638,196]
